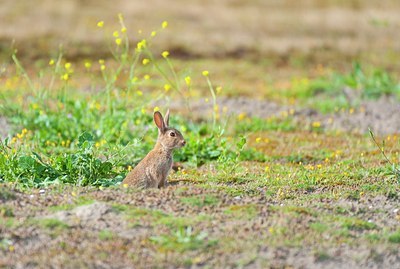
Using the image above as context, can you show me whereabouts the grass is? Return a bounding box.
[0,188,16,201]
[388,230,400,244]
[150,226,217,253]
[264,63,400,113]
[180,194,219,207]
[37,218,69,230]
[0,12,400,268]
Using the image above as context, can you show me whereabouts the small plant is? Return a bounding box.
[98,229,115,241]
[150,226,216,252]
[38,218,69,230]
[369,129,400,183]
[388,230,400,244]
[0,15,233,188]
[0,239,13,251]
[180,194,219,207]
[217,134,247,175]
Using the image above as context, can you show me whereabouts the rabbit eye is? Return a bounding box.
[169,132,176,137]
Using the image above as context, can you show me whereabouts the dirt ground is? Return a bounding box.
[1,186,399,269]
[169,95,400,135]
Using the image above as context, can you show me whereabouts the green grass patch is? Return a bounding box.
[388,230,400,244]
[180,194,220,207]
[98,229,115,241]
[0,206,14,217]
[37,218,69,230]
[48,196,94,212]
[0,188,16,201]
[224,204,258,219]
[265,63,400,113]
[341,217,377,231]
[150,226,217,252]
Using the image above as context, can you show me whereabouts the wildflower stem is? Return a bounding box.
[205,76,217,131]
[11,54,35,93]
[369,128,400,174]
[49,49,64,93]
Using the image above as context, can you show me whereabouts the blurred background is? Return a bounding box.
[1,0,399,66]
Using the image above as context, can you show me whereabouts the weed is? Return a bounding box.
[150,226,217,252]
[98,229,115,241]
[369,129,400,183]
[49,196,94,212]
[0,239,13,251]
[341,217,377,231]
[180,194,219,207]
[314,250,331,262]
[0,15,234,187]
[38,218,69,230]
[388,230,400,244]
[0,206,14,217]
[0,187,16,201]
[309,222,329,233]
[224,204,258,220]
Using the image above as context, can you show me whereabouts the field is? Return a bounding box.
[1,1,400,268]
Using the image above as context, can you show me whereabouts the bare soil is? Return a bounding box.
[1,186,399,269]
[176,96,400,135]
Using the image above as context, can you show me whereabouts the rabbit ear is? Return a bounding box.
[154,111,166,133]
[164,109,170,127]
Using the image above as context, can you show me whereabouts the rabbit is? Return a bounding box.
[122,109,186,188]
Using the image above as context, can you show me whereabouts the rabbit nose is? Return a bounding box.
[181,140,186,146]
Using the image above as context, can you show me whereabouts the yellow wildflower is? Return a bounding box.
[49,59,55,66]
[61,73,69,81]
[113,31,119,37]
[312,121,321,128]
[237,112,246,121]
[131,77,138,84]
[202,70,209,77]
[184,76,191,86]
[162,51,169,58]
[136,39,147,50]
[142,58,150,65]
[162,21,168,29]
[164,84,171,92]
[97,21,104,28]
[115,38,122,46]
[84,61,92,70]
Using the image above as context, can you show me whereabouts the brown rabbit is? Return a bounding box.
[122,110,186,188]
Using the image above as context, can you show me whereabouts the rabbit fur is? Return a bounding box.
[122,110,186,188]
